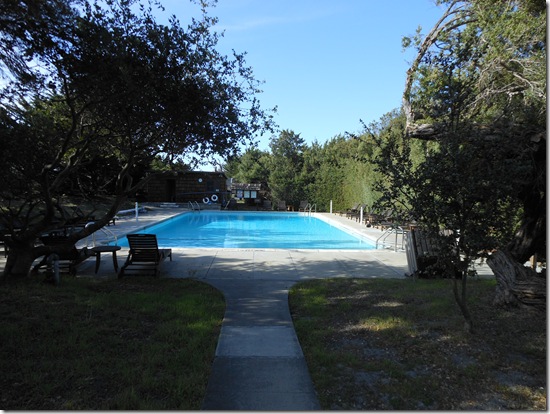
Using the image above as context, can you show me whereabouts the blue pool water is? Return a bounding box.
[118,211,375,250]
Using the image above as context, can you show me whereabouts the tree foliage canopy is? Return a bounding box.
[399,0,545,258]
[0,0,275,279]
[393,0,545,320]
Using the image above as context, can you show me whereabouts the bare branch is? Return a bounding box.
[402,0,471,130]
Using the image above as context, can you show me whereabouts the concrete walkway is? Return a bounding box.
[1,208,492,410]
[200,278,320,410]
[190,243,408,409]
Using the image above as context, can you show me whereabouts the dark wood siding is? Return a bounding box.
[145,172,228,203]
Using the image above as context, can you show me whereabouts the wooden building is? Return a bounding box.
[144,171,229,204]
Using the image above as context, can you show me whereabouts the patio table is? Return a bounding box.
[91,245,121,274]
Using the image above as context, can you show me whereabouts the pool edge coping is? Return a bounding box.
[112,210,385,251]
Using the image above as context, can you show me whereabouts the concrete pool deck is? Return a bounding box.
[0,207,494,410]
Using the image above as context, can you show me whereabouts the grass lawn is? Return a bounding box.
[0,276,225,410]
[289,277,546,410]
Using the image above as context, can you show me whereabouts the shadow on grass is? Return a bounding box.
[0,276,225,410]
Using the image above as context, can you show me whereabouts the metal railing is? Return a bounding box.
[187,201,201,211]
[376,225,406,252]
[304,203,316,215]
[85,222,117,247]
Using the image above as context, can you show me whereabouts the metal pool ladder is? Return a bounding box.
[84,222,118,247]
[376,225,406,251]
[187,201,201,211]
[305,203,316,215]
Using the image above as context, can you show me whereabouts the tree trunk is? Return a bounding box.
[506,181,546,264]
[491,137,546,312]
[487,250,546,311]
[1,244,39,281]
[452,272,474,333]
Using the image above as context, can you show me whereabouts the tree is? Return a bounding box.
[224,148,272,189]
[398,0,545,315]
[0,0,275,280]
[306,140,347,212]
[374,115,522,331]
[304,134,381,212]
[299,142,325,209]
[0,0,78,88]
[268,130,306,207]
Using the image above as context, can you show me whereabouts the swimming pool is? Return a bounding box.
[118,211,376,250]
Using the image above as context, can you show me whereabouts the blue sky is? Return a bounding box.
[157,0,445,160]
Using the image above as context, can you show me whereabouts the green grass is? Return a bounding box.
[0,276,225,410]
[289,278,546,410]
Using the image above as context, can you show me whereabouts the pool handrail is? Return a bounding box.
[305,203,316,215]
[84,222,118,247]
[187,201,201,212]
[375,225,406,251]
